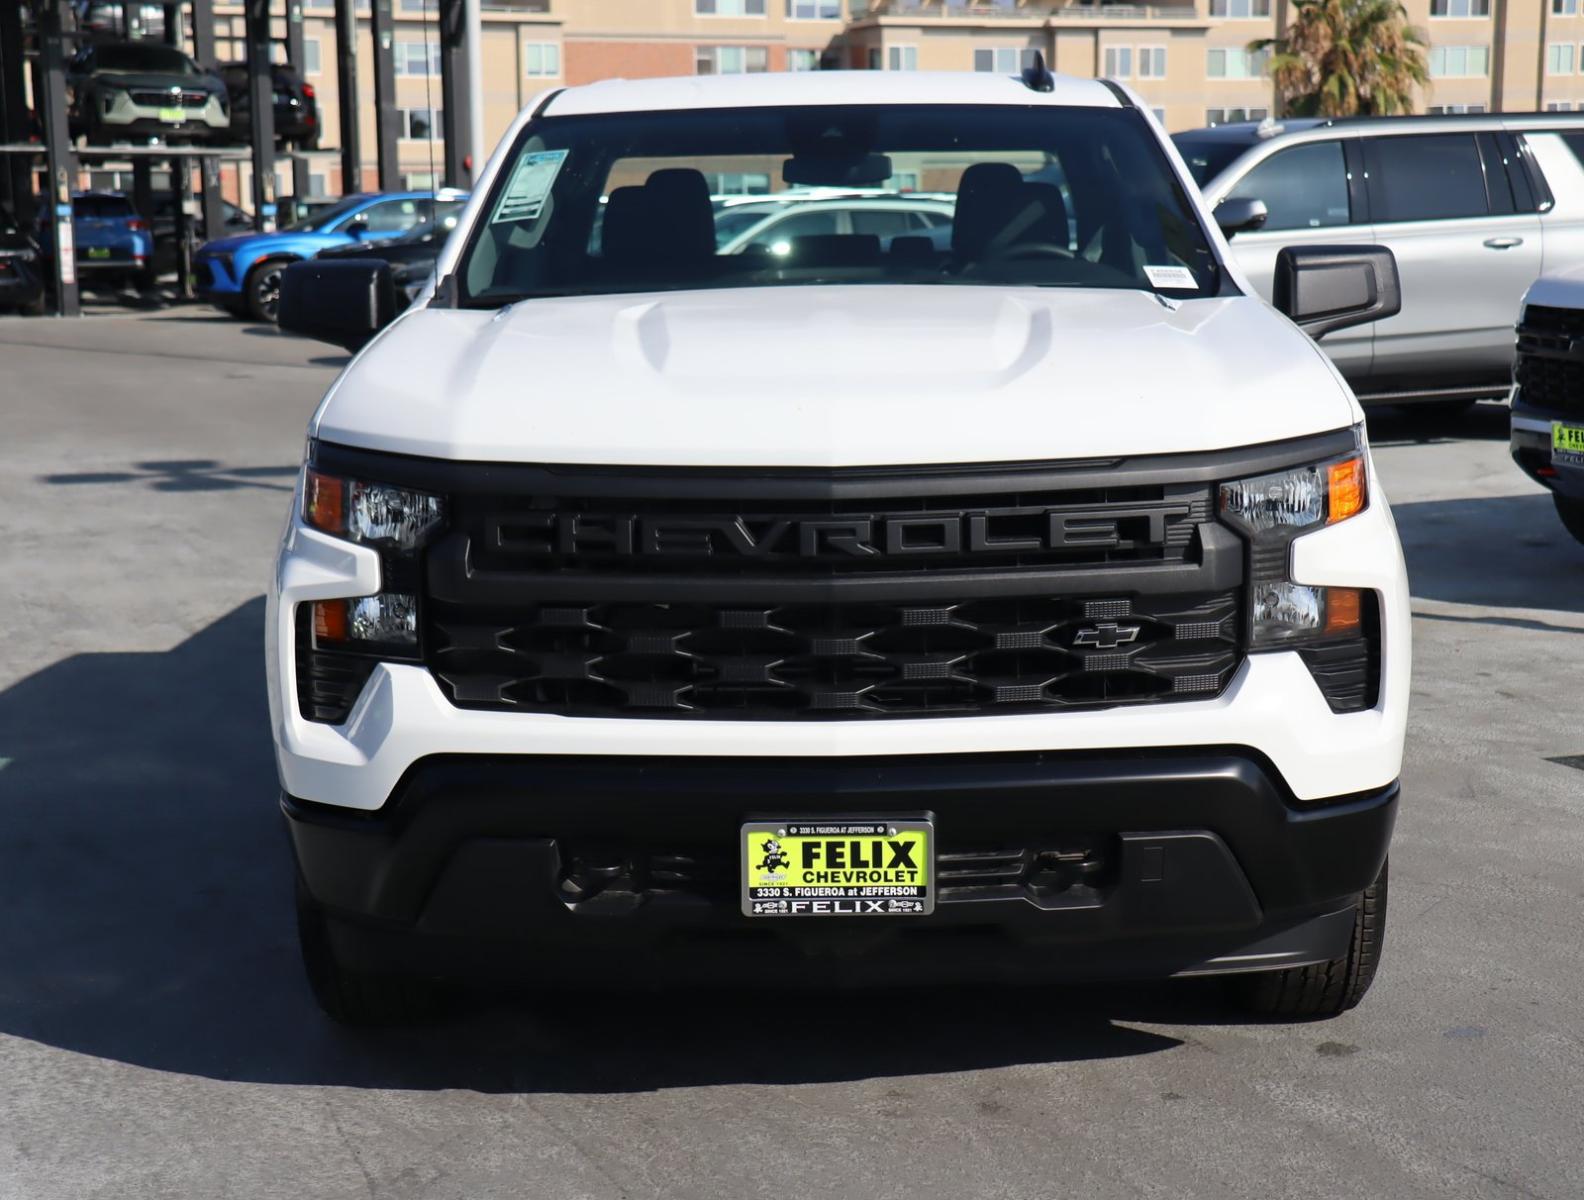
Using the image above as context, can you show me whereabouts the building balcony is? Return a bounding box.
[852,0,1201,22]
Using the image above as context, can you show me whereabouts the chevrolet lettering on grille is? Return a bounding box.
[489,504,1194,560]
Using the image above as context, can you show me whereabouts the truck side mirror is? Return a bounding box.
[1214,197,1268,238]
[278,259,397,351]
[1273,244,1401,341]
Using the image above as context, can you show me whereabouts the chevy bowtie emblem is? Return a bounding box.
[1073,622,1142,650]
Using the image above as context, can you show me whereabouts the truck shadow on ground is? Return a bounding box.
[1391,492,1584,620]
[0,599,1204,1093]
[1362,400,1511,447]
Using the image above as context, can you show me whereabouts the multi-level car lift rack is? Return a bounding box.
[0,0,478,316]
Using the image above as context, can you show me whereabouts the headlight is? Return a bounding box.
[1219,429,1376,662]
[303,468,443,550]
[295,462,445,723]
[1218,454,1366,536]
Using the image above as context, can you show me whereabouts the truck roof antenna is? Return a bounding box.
[1021,50,1055,93]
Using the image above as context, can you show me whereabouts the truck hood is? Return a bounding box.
[313,285,1359,467]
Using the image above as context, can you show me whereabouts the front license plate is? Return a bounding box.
[742,818,933,917]
[158,106,185,123]
[86,247,110,259]
[1553,422,1584,466]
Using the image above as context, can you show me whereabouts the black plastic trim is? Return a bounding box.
[283,750,1398,983]
[310,428,1359,501]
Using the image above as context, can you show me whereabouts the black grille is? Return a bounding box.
[129,89,211,108]
[419,467,1245,720]
[1516,304,1584,418]
[428,592,1241,717]
[294,605,377,724]
[1296,593,1382,714]
[557,837,1114,906]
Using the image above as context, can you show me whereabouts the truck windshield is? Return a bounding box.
[1170,135,1252,187]
[459,104,1220,307]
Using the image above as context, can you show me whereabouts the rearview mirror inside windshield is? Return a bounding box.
[782,152,894,188]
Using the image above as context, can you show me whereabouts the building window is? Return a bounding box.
[301,37,320,75]
[697,0,767,13]
[1553,0,1577,13]
[707,172,772,194]
[787,0,841,16]
[394,41,441,77]
[887,45,917,70]
[787,48,821,70]
[1426,103,1487,112]
[1103,46,1133,78]
[1547,100,1575,110]
[1151,107,1166,123]
[404,172,437,190]
[1138,46,1167,77]
[1209,0,1271,16]
[1205,106,1268,124]
[1429,44,1490,76]
[398,107,442,141]
[399,0,436,11]
[524,42,560,76]
[696,45,769,74]
[1207,46,1268,78]
[973,47,1035,73]
[307,171,327,197]
[1548,42,1577,73]
[867,48,881,69]
[1430,0,1490,14]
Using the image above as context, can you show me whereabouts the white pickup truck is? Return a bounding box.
[269,66,1410,1024]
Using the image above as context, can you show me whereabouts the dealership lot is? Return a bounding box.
[1,312,1581,1200]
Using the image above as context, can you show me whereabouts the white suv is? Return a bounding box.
[270,67,1410,1024]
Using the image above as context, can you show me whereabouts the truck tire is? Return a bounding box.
[1232,859,1387,1019]
[295,876,443,1026]
[1554,494,1584,546]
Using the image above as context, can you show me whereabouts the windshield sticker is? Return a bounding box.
[1144,264,1197,290]
[491,149,569,224]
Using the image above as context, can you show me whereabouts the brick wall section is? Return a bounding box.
[565,40,696,86]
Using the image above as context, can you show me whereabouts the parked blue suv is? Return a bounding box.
[36,192,155,292]
[195,189,467,322]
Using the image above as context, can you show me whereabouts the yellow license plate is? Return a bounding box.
[158,106,184,123]
[742,819,932,917]
[1553,422,1584,463]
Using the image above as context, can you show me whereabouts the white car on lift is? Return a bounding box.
[271,65,1409,1025]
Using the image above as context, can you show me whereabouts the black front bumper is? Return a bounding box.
[285,750,1397,985]
[1512,395,1584,499]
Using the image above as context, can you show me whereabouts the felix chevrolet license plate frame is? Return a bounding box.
[741,818,933,917]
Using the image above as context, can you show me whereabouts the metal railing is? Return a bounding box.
[855,0,1197,19]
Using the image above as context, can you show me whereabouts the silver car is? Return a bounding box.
[1176,114,1584,408]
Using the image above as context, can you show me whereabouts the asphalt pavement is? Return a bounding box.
[0,310,1580,1200]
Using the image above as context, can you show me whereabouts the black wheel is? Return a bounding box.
[1554,494,1584,546]
[1232,859,1388,1019]
[295,876,443,1026]
[245,258,290,323]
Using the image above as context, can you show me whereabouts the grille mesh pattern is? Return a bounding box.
[428,591,1241,718]
[129,89,211,107]
[1516,305,1584,418]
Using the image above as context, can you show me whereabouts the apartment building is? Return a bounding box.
[187,0,1582,198]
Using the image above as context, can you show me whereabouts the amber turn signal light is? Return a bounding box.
[1327,457,1366,525]
[311,599,349,643]
[304,469,346,535]
[1323,587,1363,636]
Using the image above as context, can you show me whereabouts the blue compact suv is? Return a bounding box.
[195,189,467,322]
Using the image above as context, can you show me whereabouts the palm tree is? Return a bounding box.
[1251,0,1430,118]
